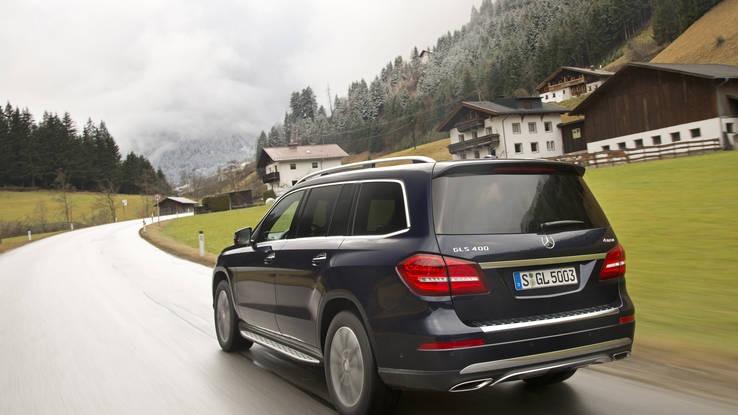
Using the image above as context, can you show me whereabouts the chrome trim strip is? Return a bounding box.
[488,354,613,387]
[296,156,435,184]
[479,252,607,269]
[479,306,619,333]
[240,329,320,364]
[459,338,631,375]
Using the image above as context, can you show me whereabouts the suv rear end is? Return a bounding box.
[380,160,634,392]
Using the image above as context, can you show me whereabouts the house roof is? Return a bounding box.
[158,196,197,206]
[627,62,738,79]
[571,62,738,114]
[437,99,568,132]
[536,66,615,92]
[258,144,349,167]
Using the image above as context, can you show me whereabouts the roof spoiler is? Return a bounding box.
[433,160,585,178]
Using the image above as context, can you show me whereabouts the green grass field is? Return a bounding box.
[0,190,152,224]
[160,205,269,255]
[157,152,738,356]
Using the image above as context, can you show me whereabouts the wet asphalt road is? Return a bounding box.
[1,218,735,415]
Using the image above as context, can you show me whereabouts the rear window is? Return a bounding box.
[353,182,407,235]
[433,173,608,235]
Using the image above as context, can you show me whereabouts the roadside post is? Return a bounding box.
[122,199,128,218]
[155,194,161,225]
[70,223,74,231]
[198,231,205,257]
[27,230,32,241]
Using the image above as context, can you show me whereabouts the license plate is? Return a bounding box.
[513,267,578,291]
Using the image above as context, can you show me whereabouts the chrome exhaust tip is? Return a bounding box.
[449,378,492,393]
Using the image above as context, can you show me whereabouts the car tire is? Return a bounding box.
[214,280,252,352]
[523,368,577,387]
[324,311,399,415]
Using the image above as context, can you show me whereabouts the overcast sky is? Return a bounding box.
[0,0,479,153]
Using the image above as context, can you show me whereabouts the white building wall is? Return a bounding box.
[586,117,724,153]
[449,115,564,160]
[266,158,343,195]
[540,80,606,103]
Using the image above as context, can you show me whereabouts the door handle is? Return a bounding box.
[264,252,276,265]
[311,252,328,267]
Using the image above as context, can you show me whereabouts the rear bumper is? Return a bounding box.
[377,322,635,391]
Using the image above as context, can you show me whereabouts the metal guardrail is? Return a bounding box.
[296,156,436,184]
[550,138,722,167]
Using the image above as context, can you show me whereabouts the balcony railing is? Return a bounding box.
[448,133,500,154]
[262,171,280,183]
[454,118,485,132]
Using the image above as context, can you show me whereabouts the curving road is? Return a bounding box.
[0,218,735,415]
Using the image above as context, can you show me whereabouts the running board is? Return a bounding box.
[240,329,321,365]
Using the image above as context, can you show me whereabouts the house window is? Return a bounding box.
[474,150,480,159]
[531,142,539,153]
[618,142,627,150]
[546,140,555,151]
[727,123,735,133]
[544,121,553,132]
[602,145,610,151]
[528,122,537,133]
[690,128,701,138]
[671,132,681,142]
[312,161,319,168]
[460,152,467,160]
[545,95,548,100]
[552,92,556,98]
[512,123,521,134]
[485,127,492,135]
[514,143,523,153]
[471,131,478,139]
[290,163,297,170]
[634,139,644,148]
[458,133,465,142]
[572,128,582,139]
[652,135,662,145]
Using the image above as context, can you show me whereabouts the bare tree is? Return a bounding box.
[96,179,119,223]
[53,170,75,227]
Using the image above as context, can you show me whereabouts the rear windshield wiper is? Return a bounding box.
[539,220,586,232]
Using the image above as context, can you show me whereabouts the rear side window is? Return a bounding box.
[433,173,608,234]
[353,182,407,235]
[294,185,341,238]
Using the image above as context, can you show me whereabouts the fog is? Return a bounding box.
[0,0,479,154]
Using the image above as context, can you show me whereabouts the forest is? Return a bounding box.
[0,102,171,195]
[256,0,719,160]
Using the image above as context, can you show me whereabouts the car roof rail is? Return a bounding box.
[296,156,436,185]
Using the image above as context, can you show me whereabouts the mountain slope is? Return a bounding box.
[652,0,738,65]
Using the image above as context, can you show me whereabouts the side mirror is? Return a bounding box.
[234,227,253,247]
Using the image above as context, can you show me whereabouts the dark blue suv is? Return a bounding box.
[212,157,635,415]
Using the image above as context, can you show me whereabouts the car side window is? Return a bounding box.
[353,182,407,236]
[256,191,303,243]
[294,185,341,238]
[327,184,357,236]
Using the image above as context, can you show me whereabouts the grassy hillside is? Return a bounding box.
[152,151,738,358]
[344,138,453,164]
[0,190,152,224]
[652,0,738,65]
[604,22,663,71]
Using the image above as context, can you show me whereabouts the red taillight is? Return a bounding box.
[418,338,485,351]
[396,254,488,296]
[619,315,635,324]
[599,244,626,280]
